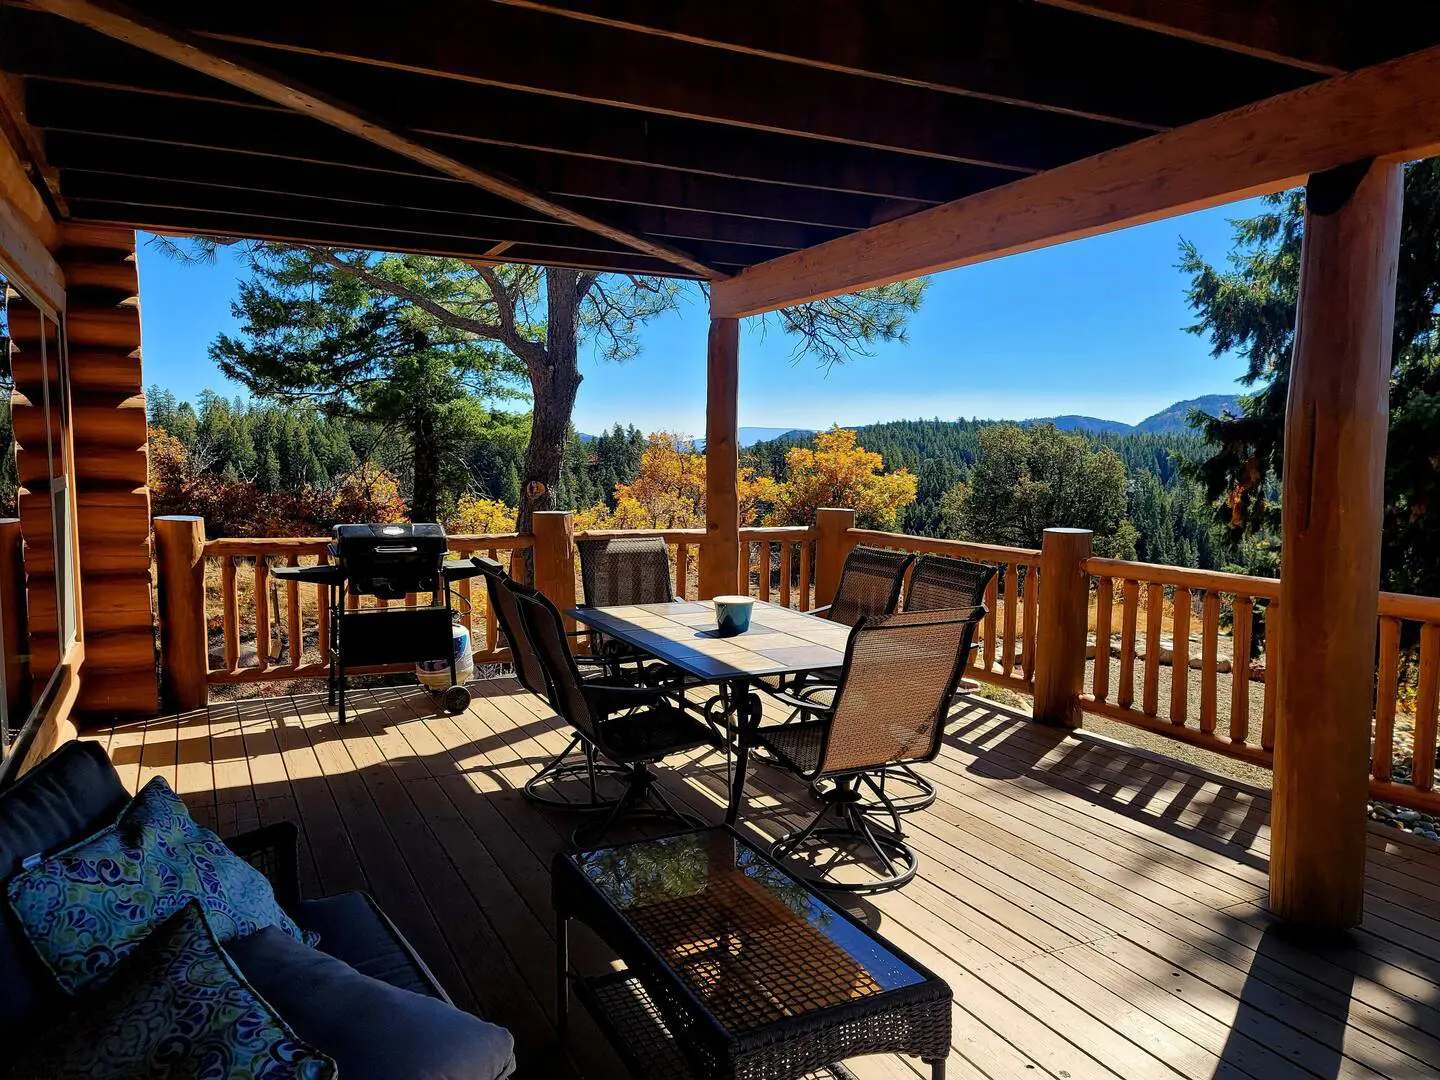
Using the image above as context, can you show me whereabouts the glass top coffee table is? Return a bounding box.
[553,827,951,1080]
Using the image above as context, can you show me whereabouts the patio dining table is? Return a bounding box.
[566,599,851,826]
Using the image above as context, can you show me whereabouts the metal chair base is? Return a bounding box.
[812,764,936,815]
[772,775,919,893]
[523,735,630,812]
[571,762,703,849]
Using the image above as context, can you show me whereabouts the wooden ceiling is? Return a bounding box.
[2,0,1436,282]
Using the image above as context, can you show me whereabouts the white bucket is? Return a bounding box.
[416,624,474,692]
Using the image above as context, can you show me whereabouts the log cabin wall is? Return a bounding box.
[56,225,156,717]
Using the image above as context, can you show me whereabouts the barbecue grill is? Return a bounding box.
[272,523,483,723]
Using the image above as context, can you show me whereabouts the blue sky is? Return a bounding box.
[134,197,1262,437]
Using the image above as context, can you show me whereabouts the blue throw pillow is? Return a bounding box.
[7,776,317,995]
[9,901,335,1080]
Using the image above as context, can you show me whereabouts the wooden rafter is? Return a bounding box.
[491,0,1317,130]
[712,43,1440,318]
[27,0,719,278]
[1035,0,1354,75]
[122,0,1138,171]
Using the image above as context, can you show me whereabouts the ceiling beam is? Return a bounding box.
[59,174,794,265]
[32,96,917,232]
[27,0,719,278]
[46,137,847,251]
[492,0,1317,129]
[712,43,1440,318]
[119,0,1139,171]
[1034,1,1354,75]
[67,204,708,277]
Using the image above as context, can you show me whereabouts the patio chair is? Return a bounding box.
[513,583,719,848]
[577,535,688,684]
[475,557,626,812]
[761,544,914,697]
[753,607,983,892]
[904,553,998,614]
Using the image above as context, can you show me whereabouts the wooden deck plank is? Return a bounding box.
[114,683,1440,1080]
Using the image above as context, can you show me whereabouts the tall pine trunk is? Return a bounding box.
[517,269,582,537]
[409,399,441,523]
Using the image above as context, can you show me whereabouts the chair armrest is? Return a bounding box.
[224,821,302,911]
[802,604,832,618]
[766,688,835,716]
[583,681,666,716]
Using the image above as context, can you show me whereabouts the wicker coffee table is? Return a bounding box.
[553,827,951,1080]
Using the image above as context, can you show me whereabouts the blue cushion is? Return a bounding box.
[7,776,316,994]
[0,742,130,1045]
[8,901,335,1080]
[229,925,517,1080]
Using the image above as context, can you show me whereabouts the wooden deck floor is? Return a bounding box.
[85,680,1440,1080]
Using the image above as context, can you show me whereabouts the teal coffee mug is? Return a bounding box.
[713,595,755,636]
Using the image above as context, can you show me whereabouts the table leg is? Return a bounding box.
[555,910,570,1038]
[725,682,760,827]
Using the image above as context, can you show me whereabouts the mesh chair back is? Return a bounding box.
[819,607,984,776]
[511,584,599,742]
[828,546,914,627]
[578,536,675,607]
[904,555,998,613]
[474,558,549,700]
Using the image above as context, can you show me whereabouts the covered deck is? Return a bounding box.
[90,679,1440,1080]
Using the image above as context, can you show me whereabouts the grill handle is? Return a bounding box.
[373,544,420,554]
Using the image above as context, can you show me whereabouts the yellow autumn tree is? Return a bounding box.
[575,433,778,529]
[449,495,518,533]
[767,427,917,530]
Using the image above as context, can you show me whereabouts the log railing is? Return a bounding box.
[154,516,534,707]
[153,512,1440,814]
[1079,558,1280,767]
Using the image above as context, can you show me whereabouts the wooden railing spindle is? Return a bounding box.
[254,557,271,673]
[675,542,689,599]
[1200,590,1219,735]
[1373,614,1400,783]
[1261,600,1278,752]
[1229,595,1253,744]
[799,542,812,611]
[285,554,301,670]
[1117,579,1138,709]
[759,542,772,602]
[780,543,793,608]
[221,556,238,673]
[316,550,331,668]
[982,573,999,673]
[1022,565,1039,680]
[1169,587,1191,725]
[485,547,499,656]
[1092,576,1112,701]
[1142,582,1163,716]
[1414,623,1440,792]
[1002,563,1019,676]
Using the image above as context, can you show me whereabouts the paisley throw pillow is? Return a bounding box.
[8,901,335,1080]
[7,776,317,994]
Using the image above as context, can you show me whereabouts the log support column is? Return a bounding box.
[1271,159,1404,930]
[1032,527,1093,729]
[700,316,740,599]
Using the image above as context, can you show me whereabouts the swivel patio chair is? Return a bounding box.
[577,535,689,686]
[513,584,719,848]
[846,554,1000,812]
[476,557,626,812]
[753,607,983,892]
[760,544,914,697]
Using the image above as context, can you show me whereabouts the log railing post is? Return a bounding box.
[1032,528,1093,728]
[0,518,28,725]
[1271,159,1403,931]
[154,515,209,712]
[531,511,577,636]
[700,315,741,599]
[813,508,857,610]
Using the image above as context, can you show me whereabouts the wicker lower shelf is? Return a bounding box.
[575,970,858,1080]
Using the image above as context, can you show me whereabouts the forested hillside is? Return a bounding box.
[747,418,1272,575]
